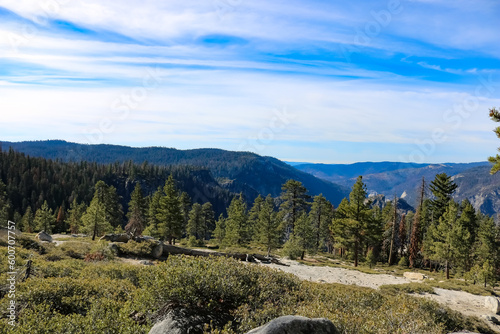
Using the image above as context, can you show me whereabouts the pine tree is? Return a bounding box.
[330,176,373,267]
[248,195,264,240]
[398,213,407,258]
[223,195,248,247]
[293,212,315,260]
[0,180,10,226]
[144,187,162,238]
[213,214,226,245]
[429,173,457,223]
[201,202,215,240]
[67,198,86,234]
[179,192,192,236]
[279,180,310,236]
[187,203,204,243]
[20,206,35,233]
[54,205,66,233]
[454,200,478,272]
[34,200,55,233]
[488,107,500,174]
[309,194,333,252]
[157,175,183,244]
[255,195,280,256]
[82,181,113,240]
[425,201,460,279]
[388,196,399,265]
[409,178,425,268]
[104,185,123,229]
[471,214,498,287]
[125,183,147,237]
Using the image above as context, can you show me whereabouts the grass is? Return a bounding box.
[379,283,436,295]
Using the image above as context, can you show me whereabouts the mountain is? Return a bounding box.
[0,140,349,205]
[294,161,498,216]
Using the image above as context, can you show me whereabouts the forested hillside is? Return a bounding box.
[294,161,496,215]
[0,140,349,205]
[0,148,234,223]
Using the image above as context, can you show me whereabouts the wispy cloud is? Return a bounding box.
[0,0,498,163]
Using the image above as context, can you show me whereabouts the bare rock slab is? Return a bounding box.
[35,231,52,242]
[403,272,426,280]
[485,296,500,314]
[245,315,338,334]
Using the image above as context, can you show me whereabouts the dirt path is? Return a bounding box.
[267,258,500,333]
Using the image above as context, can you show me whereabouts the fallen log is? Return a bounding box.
[162,244,288,266]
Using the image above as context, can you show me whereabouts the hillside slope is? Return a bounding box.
[0,140,349,205]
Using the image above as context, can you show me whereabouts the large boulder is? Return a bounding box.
[403,272,426,280]
[485,296,500,314]
[99,233,130,243]
[152,242,163,259]
[246,316,338,334]
[148,309,228,334]
[35,231,53,242]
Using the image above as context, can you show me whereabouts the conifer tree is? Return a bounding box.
[20,206,35,233]
[330,176,373,267]
[187,203,204,243]
[34,200,55,233]
[254,195,280,256]
[213,214,226,245]
[279,180,310,236]
[125,183,147,237]
[82,181,112,240]
[309,194,333,252]
[144,187,162,238]
[398,213,407,258]
[179,192,192,235]
[248,195,264,239]
[471,214,498,287]
[67,198,86,234]
[0,180,10,226]
[223,195,248,246]
[409,178,425,268]
[201,202,215,240]
[54,205,66,233]
[293,212,315,260]
[157,175,183,244]
[488,107,500,174]
[388,196,399,265]
[429,173,457,223]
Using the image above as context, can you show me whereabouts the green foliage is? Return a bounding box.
[20,206,35,233]
[157,175,183,244]
[254,195,280,256]
[223,195,249,247]
[115,240,157,258]
[398,256,409,267]
[281,237,303,260]
[34,201,55,233]
[125,183,147,237]
[187,203,205,241]
[0,180,9,226]
[67,198,87,234]
[279,180,310,234]
[429,173,457,223]
[59,241,93,259]
[379,283,435,295]
[488,107,500,174]
[366,249,377,268]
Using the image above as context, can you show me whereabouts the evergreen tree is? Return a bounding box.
[104,185,123,229]
[409,178,425,268]
[330,176,373,267]
[125,183,147,237]
[187,203,204,243]
[144,187,162,238]
[157,175,183,244]
[0,180,10,226]
[67,198,86,234]
[201,202,215,240]
[398,213,407,258]
[429,173,457,223]
[20,206,35,233]
[388,196,399,265]
[82,181,113,240]
[179,192,192,236]
[254,195,280,256]
[213,214,226,245]
[425,201,460,279]
[309,194,333,252]
[279,180,310,236]
[293,212,315,260]
[223,195,248,246]
[248,195,265,240]
[34,200,55,233]
[54,205,66,233]
[454,200,478,272]
[470,214,498,286]
[488,107,500,174]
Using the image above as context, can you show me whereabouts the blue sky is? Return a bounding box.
[0,0,499,163]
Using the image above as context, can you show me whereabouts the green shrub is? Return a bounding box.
[282,238,302,260]
[60,241,92,259]
[398,256,409,267]
[116,240,156,258]
[379,283,436,295]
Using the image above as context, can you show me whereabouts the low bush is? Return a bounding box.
[116,240,156,258]
[379,283,436,295]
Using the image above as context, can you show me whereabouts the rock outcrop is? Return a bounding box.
[35,231,53,242]
[403,272,426,280]
[148,308,229,334]
[485,296,500,314]
[99,233,130,243]
[245,315,338,334]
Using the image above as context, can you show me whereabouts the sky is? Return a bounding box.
[0,0,499,164]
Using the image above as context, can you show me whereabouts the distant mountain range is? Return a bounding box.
[292,161,499,216]
[0,140,349,206]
